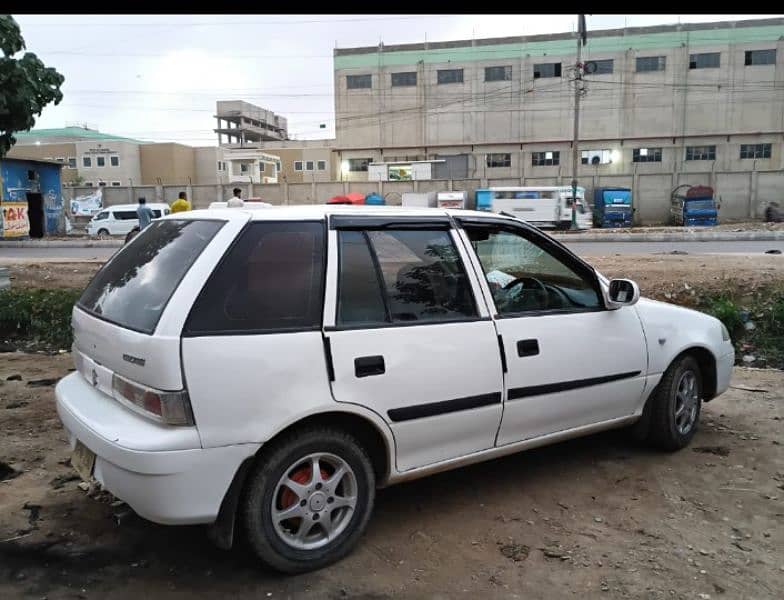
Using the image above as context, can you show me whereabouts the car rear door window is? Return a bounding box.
[185,221,326,335]
[78,219,225,334]
[336,228,476,326]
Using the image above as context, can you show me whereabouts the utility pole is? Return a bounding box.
[571,14,588,230]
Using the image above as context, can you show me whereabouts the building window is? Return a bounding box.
[294,161,303,171]
[632,147,662,163]
[347,74,372,89]
[531,151,560,166]
[391,71,417,87]
[589,59,614,75]
[82,156,92,168]
[67,157,77,169]
[745,49,776,66]
[740,143,772,159]
[305,160,314,171]
[217,161,223,171]
[96,156,106,167]
[347,158,371,172]
[98,181,107,187]
[111,181,121,186]
[485,65,512,82]
[84,182,94,187]
[581,149,613,165]
[317,160,327,171]
[486,153,512,168]
[437,68,464,84]
[689,52,720,69]
[685,145,716,161]
[54,156,65,163]
[533,62,561,79]
[110,155,119,167]
[240,163,249,174]
[259,162,265,172]
[636,56,666,72]
[276,161,281,172]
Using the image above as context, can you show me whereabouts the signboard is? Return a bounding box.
[70,189,103,216]
[2,202,30,238]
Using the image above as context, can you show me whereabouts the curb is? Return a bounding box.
[550,231,784,243]
[0,240,124,248]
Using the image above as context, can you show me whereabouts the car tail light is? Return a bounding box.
[111,373,194,426]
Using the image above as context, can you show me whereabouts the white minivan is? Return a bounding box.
[56,205,734,573]
[86,203,171,237]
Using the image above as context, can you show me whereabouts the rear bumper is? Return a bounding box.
[55,372,260,525]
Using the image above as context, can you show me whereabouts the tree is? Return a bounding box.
[0,15,64,157]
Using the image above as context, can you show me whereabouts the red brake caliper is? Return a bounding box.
[279,464,331,516]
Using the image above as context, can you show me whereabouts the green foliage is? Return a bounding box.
[0,288,81,349]
[705,297,743,337]
[0,15,65,157]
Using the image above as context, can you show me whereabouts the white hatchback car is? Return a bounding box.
[56,206,734,573]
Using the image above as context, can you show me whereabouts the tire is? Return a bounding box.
[647,355,703,451]
[124,228,139,245]
[97,228,109,237]
[240,427,376,574]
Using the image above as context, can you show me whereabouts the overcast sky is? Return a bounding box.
[12,14,782,146]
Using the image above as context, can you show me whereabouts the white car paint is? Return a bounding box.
[55,205,734,528]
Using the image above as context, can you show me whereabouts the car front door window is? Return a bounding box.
[466,226,601,314]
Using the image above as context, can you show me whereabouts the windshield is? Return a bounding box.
[686,199,715,210]
[78,219,224,333]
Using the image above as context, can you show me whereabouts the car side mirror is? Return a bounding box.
[604,279,640,309]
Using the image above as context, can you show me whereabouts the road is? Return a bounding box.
[1,240,782,262]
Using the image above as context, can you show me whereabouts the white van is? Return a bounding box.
[86,203,171,237]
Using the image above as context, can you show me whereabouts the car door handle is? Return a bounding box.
[517,339,540,357]
[354,355,386,378]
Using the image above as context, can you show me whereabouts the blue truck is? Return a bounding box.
[593,187,633,228]
[670,185,719,226]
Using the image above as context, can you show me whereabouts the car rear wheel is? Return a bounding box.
[647,355,703,451]
[240,427,375,574]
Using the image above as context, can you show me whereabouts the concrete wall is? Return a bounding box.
[74,140,142,187]
[60,168,784,224]
[140,143,197,185]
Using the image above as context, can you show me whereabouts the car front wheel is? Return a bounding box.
[240,427,376,573]
[648,355,703,451]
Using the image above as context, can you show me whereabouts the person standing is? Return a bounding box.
[136,197,154,230]
[171,191,191,213]
[227,187,244,207]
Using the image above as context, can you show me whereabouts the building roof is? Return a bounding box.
[14,127,140,143]
[0,156,64,167]
[334,17,784,68]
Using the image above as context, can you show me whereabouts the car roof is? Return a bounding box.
[104,203,169,210]
[166,204,515,223]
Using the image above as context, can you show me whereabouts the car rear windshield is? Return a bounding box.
[78,219,225,334]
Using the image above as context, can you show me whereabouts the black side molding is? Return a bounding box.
[508,371,641,400]
[497,335,508,373]
[388,392,501,422]
[322,336,335,382]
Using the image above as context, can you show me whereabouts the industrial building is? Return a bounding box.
[214,100,288,145]
[330,17,784,220]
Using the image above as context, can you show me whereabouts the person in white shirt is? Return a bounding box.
[227,187,244,207]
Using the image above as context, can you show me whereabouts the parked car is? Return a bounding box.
[86,203,171,237]
[56,205,734,574]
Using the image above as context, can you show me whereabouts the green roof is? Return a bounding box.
[14,127,140,143]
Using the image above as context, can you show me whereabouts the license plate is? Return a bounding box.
[71,441,95,481]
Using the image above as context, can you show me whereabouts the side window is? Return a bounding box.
[464,225,601,315]
[336,228,476,326]
[185,222,325,334]
[94,211,108,221]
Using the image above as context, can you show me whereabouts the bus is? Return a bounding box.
[475,186,592,230]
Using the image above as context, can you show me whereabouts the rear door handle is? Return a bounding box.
[517,339,540,357]
[355,355,385,378]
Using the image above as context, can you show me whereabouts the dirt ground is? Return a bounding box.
[5,254,783,300]
[0,352,782,599]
